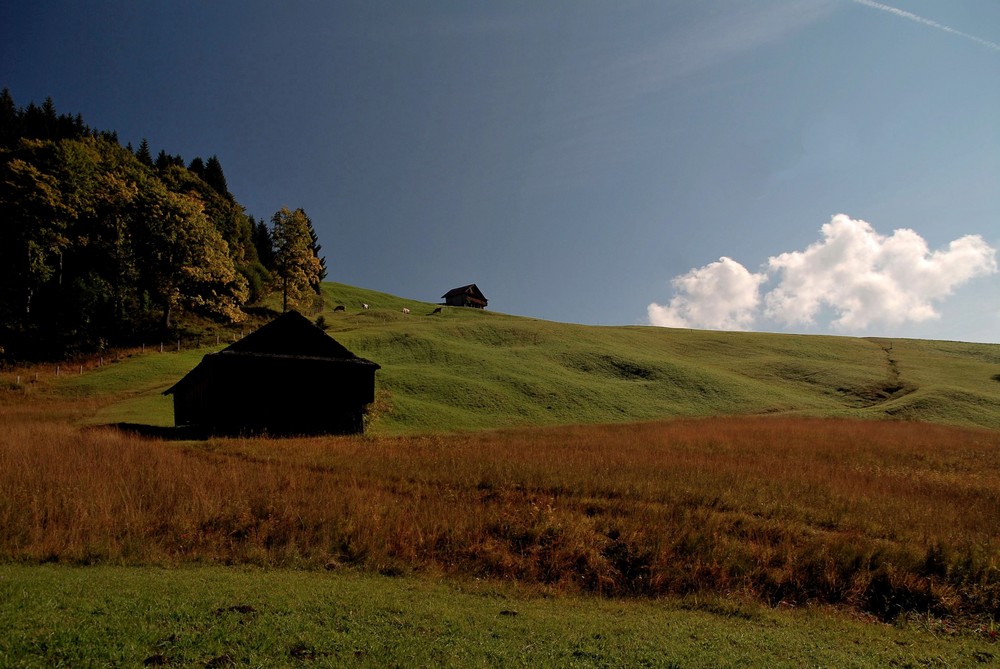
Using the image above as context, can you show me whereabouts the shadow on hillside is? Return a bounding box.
[97,423,208,441]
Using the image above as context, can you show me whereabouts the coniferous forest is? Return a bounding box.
[0,90,326,360]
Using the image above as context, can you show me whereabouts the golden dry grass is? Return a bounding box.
[1,395,998,620]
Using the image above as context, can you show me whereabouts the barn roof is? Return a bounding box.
[223,310,369,360]
[442,283,487,300]
[164,310,378,396]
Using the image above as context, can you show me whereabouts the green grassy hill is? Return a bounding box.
[67,281,1000,433]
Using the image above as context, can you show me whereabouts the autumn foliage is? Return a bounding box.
[0,90,325,358]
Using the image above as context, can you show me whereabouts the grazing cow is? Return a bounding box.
[402,308,410,314]
[362,303,369,309]
[334,305,346,312]
[432,307,442,314]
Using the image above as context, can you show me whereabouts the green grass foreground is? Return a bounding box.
[2,564,997,668]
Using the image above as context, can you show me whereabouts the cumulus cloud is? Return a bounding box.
[647,257,766,330]
[765,215,997,329]
[648,215,997,332]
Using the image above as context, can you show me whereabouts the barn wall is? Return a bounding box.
[171,354,377,435]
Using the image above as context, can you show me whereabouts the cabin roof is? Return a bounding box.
[163,310,378,396]
[223,310,366,359]
[442,283,486,300]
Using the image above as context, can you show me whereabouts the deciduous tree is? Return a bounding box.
[136,181,248,328]
[271,207,323,312]
[0,142,71,321]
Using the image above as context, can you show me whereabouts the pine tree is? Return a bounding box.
[23,102,43,139]
[188,156,205,178]
[40,97,57,139]
[0,88,18,147]
[251,215,275,269]
[307,221,327,291]
[135,139,153,167]
[203,155,229,197]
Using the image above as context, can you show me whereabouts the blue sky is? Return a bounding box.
[3,0,998,342]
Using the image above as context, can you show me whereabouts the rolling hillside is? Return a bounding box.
[66,281,1000,433]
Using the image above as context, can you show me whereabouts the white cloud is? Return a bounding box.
[765,215,997,330]
[647,257,766,330]
[648,215,998,333]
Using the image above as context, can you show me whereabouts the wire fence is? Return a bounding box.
[1,329,256,389]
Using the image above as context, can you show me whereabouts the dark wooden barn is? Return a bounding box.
[442,283,488,309]
[164,311,380,436]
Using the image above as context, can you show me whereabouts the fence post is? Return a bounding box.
[177,339,180,352]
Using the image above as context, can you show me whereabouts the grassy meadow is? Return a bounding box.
[317,283,1000,434]
[22,281,1000,435]
[2,282,1000,664]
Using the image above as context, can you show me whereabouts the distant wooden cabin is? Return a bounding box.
[164,311,380,436]
[442,283,488,309]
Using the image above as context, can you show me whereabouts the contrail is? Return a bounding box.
[852,0,1000,53]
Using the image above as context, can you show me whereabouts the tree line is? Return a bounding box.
[0,90,325,360]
